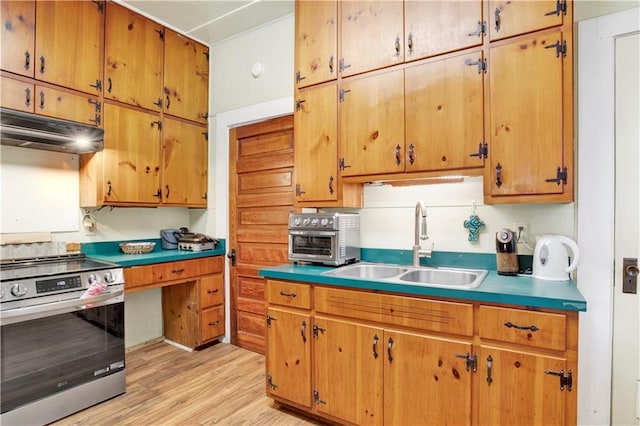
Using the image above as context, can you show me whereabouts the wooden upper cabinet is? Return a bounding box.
[405,50,485,173]
[404,0,483,61]
[104,2,163,111]
[339,69,404,176]
[1,1,35,77]
[340,1,403,77]
[487,30,567,200]
[295,0,337,88]
[489,0,565,41]
[164,29,209,124]
[35,1,103,95]
[36,86,101,125]
[162,117,208,207]
[294,84,338,202]
[101,103,161,204]
[1,75,34,112]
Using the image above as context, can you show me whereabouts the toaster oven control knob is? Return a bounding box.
[103,271,116,284]
[11,283,28,297]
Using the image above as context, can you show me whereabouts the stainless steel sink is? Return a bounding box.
[324,262,488,289]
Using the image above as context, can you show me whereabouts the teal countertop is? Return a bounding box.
[82,238,226,267]
[259,253,587,312]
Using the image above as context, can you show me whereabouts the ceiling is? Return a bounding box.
[119,0,294,46]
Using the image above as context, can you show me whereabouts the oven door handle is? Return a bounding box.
[0,288,124,325]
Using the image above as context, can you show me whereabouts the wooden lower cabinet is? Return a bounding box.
[265,280,578,425]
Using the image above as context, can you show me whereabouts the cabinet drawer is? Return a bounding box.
[201,306,224,342]
[315,286,473,336]
[200,274,224,308]
[124,256,222,290]
[478,305,567,351]
[266,280,311,309]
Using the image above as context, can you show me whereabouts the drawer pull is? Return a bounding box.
[279,291,297,298]
[208,320,220,326]
[207,289,219,294]
[171,268,185,274]
[504,321,539,332]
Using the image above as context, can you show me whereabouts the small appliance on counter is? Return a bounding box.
[288,212,360,265]
[177,233,218,252]
[532,235,580,281]
[496,228,519,276]
[160,227,188,249]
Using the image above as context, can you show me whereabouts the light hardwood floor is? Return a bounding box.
[52,341,326,426]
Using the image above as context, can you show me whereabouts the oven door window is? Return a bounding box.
[0,303,125,414]
[291,234,333,256]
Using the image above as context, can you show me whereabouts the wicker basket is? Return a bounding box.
[119,242,156,254]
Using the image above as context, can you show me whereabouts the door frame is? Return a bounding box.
[577,8,639,425]
[213,96,294,344]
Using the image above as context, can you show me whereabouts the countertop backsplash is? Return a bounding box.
[1,241,71,260]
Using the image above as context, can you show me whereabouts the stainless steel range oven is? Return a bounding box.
[0,254,126,426]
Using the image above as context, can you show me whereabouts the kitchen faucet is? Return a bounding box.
[413,200,434,267]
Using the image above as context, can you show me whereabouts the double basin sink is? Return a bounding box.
[323,262,488,289]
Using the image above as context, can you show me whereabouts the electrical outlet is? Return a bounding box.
[513,221,528,243]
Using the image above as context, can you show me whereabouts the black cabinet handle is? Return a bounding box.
[486,355,493,384]
[279,291,297,298]
[373,334,379,359]
[107,77,112,93]
[24,51,30,70]
[495,163,503,188]
[39,55,45,74]
[24,88,31,107]
[301,321,307,343]
[387,337,394,362]
[504,321,539,332]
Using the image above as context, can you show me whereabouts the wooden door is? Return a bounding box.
[489,0,564,41]
[478,346,568,425]
[487,30,566,198]
[0,76,34,113]
[164,28,209,124]
[35,1,103,95]
[339,69,404,176]
[340,1,403,77]
[383,329,473,426]
[266,307,312,408]
[404,0,483,61]
[229,115,294,354]
[294,84,338,202]
[162,117,208,206]
[405,50,485,172]
[104,2,164,111]
[295,0,337,88]
[1,0,35,77]
[102,104,161,204]
[313,316,383,425]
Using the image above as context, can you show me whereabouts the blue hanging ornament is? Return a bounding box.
[463,202,485,242]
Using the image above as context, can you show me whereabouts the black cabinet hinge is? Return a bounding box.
[544,369,572,391]
[464,57,487,74]
[469,142,488,159]
[338,88,351,103]
[266,314,276,328]
[545,166,568,185]
[455,352,478,372]
[267,374,278,390]
[313,389,327,404]
[295,99,306,111]
[338,157,351,171]
[155,29,164,41]
[93,1,104,13]
[312,324,325,338]
[204,51,209,61]
[545,0,567,16]
[295,184,305,197]
[545,40,567,58]
[295,71,306,84]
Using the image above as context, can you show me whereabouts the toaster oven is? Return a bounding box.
[288,213,360,266]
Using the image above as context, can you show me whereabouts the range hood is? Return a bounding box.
[0,108,104,154]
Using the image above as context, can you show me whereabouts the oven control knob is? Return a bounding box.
[87,274,98,285]
[311,218,319,226]
[103,271,116,284]
[320,218,328,226]
[293,218,301,226]
[11,283,28,297]
[303,218,310,226]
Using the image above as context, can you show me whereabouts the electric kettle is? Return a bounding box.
[532,235,580,281]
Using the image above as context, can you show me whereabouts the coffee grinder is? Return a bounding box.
[496,228,519,275]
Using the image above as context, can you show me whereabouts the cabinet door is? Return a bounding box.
[339,69,404,176]
[405,0,483,61]
[103,104,161,204]
[314,317,383,425]
[104,2,164,111]
[294,84,338,202]
[487,30,566,197]
[36,86,100,126]
[266,307,312,408]
[36,1,103,94]
[340,1,403,77]
[1,0,35,77]
[405,51,485,172]
[383,329,473,426]
[478,346,568,426]
[0,76,34,112]
[489,0,564,41]
[164,29,209,124]
[162,117,208,206]
[295,0,337,88]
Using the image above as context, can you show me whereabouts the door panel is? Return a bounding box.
[229,115,294,354]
